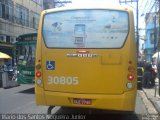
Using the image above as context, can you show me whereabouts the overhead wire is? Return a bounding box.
[138,0,158,27]
[140,0,150,15]
[139,0,145,11]
[145,1,156,23]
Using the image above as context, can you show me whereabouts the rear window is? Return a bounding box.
[42,9,129,48]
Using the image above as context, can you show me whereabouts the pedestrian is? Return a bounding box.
[142,63,152,88]
[150,61,157,87]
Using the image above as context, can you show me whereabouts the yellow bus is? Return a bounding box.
[35,6,137,112]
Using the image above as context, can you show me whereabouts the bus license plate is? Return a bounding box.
[73,98,92,105]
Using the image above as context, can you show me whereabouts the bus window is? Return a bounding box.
[42,10,128,48]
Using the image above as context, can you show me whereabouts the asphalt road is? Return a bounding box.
[0,84,151,120]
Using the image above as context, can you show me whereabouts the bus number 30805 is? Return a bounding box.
[48,76,79,85]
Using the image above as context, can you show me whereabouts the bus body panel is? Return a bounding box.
[42,49,126,94]
[35,7,137,111]
[35,87,136,111]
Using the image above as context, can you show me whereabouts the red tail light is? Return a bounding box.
[36,71,41,77]
[127,74,134,81]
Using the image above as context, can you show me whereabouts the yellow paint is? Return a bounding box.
[35,7,137,112]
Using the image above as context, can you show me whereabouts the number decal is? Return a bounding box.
[48,76,79,85]
[66,77,72,85]
[60,76,65,84]
[73,77,79,85]
[53,76,59,84]
[48,76,53,84]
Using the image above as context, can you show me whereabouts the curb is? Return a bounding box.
[138,90,158,114]
[142,88,160,113]
[149,97,160,113]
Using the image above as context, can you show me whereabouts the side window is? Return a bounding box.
[0,0,13,21]
[16,4,29,26]
[30,11,39,29]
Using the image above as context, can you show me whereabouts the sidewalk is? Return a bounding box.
[142,78,160,113]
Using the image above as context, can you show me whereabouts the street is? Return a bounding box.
[0,84,155,120]
[1,0,160,120]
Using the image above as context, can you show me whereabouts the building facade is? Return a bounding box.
[144,12,159,62]
[0,0,43,65]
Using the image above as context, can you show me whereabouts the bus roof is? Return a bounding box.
[42,5,133,14]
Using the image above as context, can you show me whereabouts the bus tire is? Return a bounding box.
[47,106,54,115]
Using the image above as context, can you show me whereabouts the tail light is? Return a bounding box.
[36,71,41,78]
[126,61,135,89]
[128,66,135,72]
[35,59,43,86]
[36,64,41,70]
[127,74,134,81]
[127,61,135,81]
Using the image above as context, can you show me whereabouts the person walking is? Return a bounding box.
[150,62,157,87]
[142,63,152,88]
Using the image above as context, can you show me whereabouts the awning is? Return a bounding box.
[0,52,12,59]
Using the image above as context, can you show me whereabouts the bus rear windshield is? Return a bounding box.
[42,9,129,48]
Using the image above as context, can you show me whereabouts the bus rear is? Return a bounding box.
[35,7,137,111]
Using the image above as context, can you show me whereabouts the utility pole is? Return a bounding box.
[153,0,159,53]
[157,0,160,96]
[154,14,157,52]
[136,0,139,57]
[119,0,139,56]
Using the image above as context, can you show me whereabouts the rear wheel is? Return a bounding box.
[47,106,54,114]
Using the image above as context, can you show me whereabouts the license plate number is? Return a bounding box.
[73,98,92,105]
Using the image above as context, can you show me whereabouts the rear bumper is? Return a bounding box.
[35,88,136,111]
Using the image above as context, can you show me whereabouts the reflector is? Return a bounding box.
[36,64,41,70]
[128,66,135,72]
